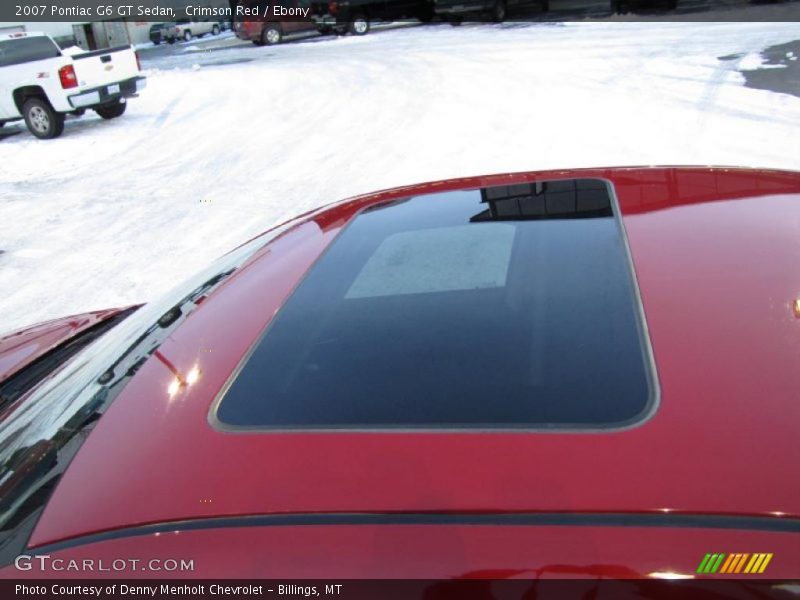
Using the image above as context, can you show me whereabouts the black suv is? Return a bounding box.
[149,23,178,45]
[316,0,435,36]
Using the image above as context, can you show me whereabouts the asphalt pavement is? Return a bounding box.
[737,39,800,97]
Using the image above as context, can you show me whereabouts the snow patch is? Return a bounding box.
[739,51,787,70]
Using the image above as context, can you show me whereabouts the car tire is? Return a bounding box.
[183,30,193,42]
[22,97,64,140]
[491,0,507,22]
[153,39,161,45]
[212,24,220,35]
[168,36,176,44]
[448,16,463,26]
[261,24,282,45]
[349,14,370,36]
[94,101,127,120]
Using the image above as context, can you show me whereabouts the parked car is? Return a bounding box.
[175,19,223,42]
[317,0,435,35]
[235,0,322,45]
[0,32,145,139]
[433,0,547,23]
[0,167,799,580]
[148,22,178,45]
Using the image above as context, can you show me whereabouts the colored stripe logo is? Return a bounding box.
[697,553,773,574]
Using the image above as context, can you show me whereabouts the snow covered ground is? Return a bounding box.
[1,21,799,332]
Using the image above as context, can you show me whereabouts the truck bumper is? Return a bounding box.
[68,76,147,110]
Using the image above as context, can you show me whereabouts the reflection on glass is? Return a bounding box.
[472,179,612,222]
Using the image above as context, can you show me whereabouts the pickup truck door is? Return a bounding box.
[0,61,16,118]
[0,74,17,118]
[70,47,139,90]
[0,36,64,119]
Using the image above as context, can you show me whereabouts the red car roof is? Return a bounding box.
[29,167,800,548]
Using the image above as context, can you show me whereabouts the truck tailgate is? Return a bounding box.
[70,46,139,89]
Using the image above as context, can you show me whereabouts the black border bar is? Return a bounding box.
[3,579,800,600]
[2,0,800,23]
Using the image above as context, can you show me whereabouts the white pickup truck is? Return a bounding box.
[0,32,146,139]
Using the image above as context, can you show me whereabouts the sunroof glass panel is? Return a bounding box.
[214,179,656,430]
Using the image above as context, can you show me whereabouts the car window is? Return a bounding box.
[0,37,61,68]
[214,179,657,430]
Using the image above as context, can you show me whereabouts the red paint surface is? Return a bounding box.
[24,168,800,569]
[0,308,134,382]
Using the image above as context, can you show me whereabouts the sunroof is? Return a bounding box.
[213,178,657,430]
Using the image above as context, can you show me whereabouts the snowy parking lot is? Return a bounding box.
[1,20,799,332]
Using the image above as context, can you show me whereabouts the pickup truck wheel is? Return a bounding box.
[167,36,176,44]
[491,0,507,22]
[349,15,370,35]
[95,102,127,120]
[212,24,220,35]
[22,98,64,140]
[153,39,161,45]
[262,24,282,45]
[183,30,193,42]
